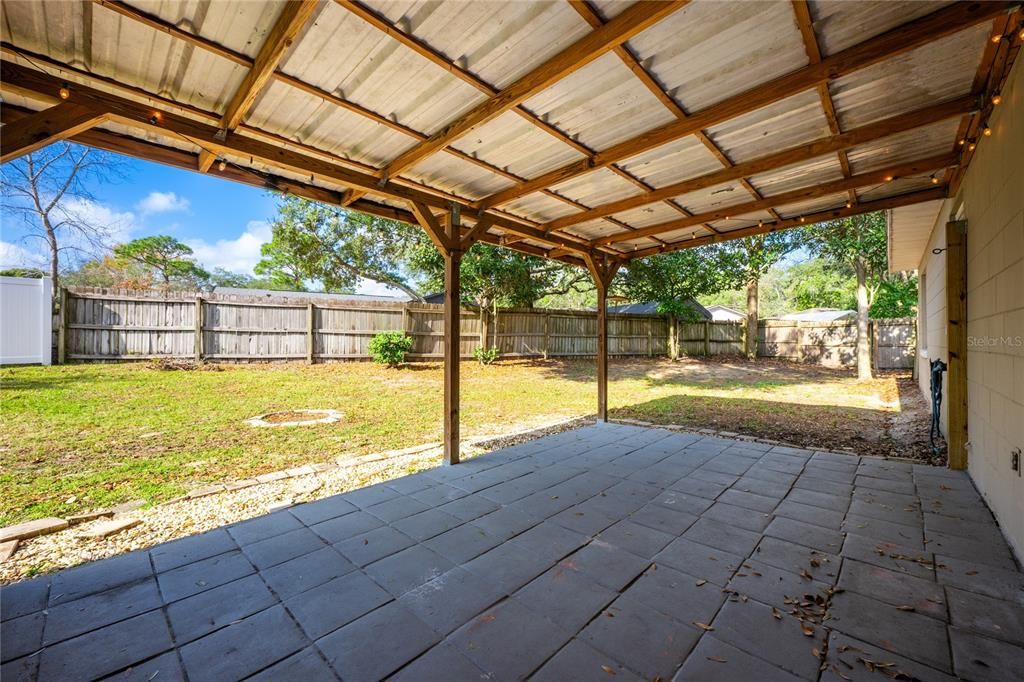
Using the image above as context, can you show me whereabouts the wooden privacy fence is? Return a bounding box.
[56,287,914,369]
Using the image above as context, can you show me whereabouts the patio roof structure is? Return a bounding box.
[3,424,1024,681]
[1,0,1022,463]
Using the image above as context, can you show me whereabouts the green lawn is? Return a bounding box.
[0,358,911,526]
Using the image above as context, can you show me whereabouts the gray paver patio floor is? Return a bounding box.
[2,423,1023,681]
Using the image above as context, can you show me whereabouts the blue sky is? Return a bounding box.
[0,148,399,294]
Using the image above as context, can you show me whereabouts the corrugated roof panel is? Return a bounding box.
[659,227,709,244]
[856,174,938,203]
[449,111,585,181]
[810,0,955,57]
[714,210,777,234]
[550,167,641,208]
[364,0,592,90]
[774,192,849,219]
[705,90,832,164]
[588,1,639,21]
[616,135,724,189]
[831,24,987,130]
[673,181,747,215]
[610,202,684,230]
[564,218,624,241]
[846,119,960,175]
[282,1,485,137]
[626,0,809,112]
[247,79,416,168]
[129,0,287,58]
[749,156,845,197]
[503,193,581,224]
[523,53,676,152]
[401,153,515,201]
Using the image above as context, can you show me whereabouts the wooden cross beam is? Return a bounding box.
[0,100,109,163]
[541,95,976,234]
[476,1,1012,210]
[379,0,687,179]
[624,186,949,260]
[197,0,319,172]
[595,153,958,246]
[0,60,606,259]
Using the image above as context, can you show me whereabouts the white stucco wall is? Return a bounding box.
[917,57,1024,561]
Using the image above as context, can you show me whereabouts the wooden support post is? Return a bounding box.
[703,320,711,356]
[443,247,463,465]
[306,302,315,364]
[584,254,621,422]
[194,296,203,362]
[946,220,968,470]
[57,287,67,364]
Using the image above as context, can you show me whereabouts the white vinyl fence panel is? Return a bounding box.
[0,276,52,365]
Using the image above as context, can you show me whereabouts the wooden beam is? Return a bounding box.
[626,186,948,259]
[945,219,968,470]
[583,253,621,422]
[478,1,1011,209]
[198,0,319,171]
[0,104,583,269]
[409,202,453,253]
[0,101,108,162]
[540,95,975,233]
[380,1,686,178]
[597,153,957,246]
[0,61,604,258]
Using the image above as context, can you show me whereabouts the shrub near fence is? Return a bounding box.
[54,287,915,369]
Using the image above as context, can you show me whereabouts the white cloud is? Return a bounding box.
[186,220,272,275]
[56,197,138,244]
[135,191,190,215]
[0,241,47,269]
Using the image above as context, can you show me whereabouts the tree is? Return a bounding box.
[63,254,154,289]
[113,235,210,290]
[1,143,127,295]
[870,272,918,318]
[615,246,747,320]
[804,212,888,380]
[0,267,45,278]
[781,258,857,311]
[254,196,425,299]
[206,268,275,290]
[721,233,799,358]
[408,241,590,342]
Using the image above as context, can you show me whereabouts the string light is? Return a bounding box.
[931,176,940,185]
[958,138,966,146]
[846,200,853,208]
[58,82,70,100]
[968,141,977,152]
[799,216,805,223]
[757,220,763,228]
[883,175,894,182]
[991,34,1002,44]
[983,126,992,137]
[217,160,227,172]
[991,94,1002,105]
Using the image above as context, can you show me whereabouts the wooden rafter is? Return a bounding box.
[540,95,976,233]
[477,1,1012,210]
[379,1,687,179]
[596,153,958,246]
[0,61,614,261]
[1,104,579,268]
[197,0,319,172]
[0,100,109,163]
[628,186,948,260]
[791,0,857,207]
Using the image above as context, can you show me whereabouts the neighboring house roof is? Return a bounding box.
[607,299,711,319]
[705,304,745,320]
[776,308,856,322]
[212,287,408,303]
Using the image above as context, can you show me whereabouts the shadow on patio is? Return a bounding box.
[2,423,1022,681]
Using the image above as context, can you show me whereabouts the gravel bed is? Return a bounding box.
[0,417,589,584]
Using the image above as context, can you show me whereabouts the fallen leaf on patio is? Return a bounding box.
[694,622,714,631]
[771,607,783,620]
[812,647,821,659]
[809,558,820,567]
[695,579,707,586]
[600,665,616,675]
[832,664,851,680]
[799,569,813,580]
[801,624,815,637]
[752,571,762,577]
[363,538,369,545]
[706,656,726,663]
[965,570,978,576]
[896,605,915,612]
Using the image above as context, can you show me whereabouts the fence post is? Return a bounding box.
[57,287,67,364]
[647,321,653,357]
[306,302,314,364]
[194,296,203,362]
[703,320,711,356]
[543,312,550,360]
[401,303,409,333]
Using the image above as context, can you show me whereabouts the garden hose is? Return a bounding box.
[929,359,947,457]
